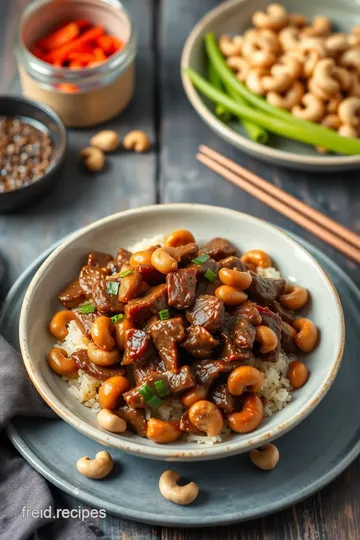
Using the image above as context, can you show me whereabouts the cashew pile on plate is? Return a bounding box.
[219,3,360,151]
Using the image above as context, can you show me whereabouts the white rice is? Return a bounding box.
[53,239,295,442]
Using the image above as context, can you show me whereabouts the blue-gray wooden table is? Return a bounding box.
[0,1,359,538]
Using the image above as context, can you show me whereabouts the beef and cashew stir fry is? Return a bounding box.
[48,230,317,443]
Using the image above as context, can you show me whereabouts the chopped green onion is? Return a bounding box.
[159,309,170,321]
[155,379,169,398]
[106,281,120,295]
[204,268,217,282]
[191,253,210,265]
[78,303,96,314]
[147,395,163,408]
[119,269,132,278]
[139,383,155,402]
[111,313,124,324]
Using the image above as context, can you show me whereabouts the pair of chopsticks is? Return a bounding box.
[196,145,360,264]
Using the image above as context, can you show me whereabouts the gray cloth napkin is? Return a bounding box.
[0,335,102,540]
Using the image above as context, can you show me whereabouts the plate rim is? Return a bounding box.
[180,0,360,170]
[3,231,359,526]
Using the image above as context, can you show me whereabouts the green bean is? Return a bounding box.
[208,61,232,123]
[184,68,360,155]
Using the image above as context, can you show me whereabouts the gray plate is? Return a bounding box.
[1,238,360,527]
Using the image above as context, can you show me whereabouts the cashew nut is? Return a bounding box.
[292,93,325,122]
[312,58,340,96]
[299,37,327,57]
[333,66,352,91]
[250,444,280,470]
[76,451,114,479]
[263,71,292,93]
[97,409,127,433]
[327,94,342,114]
[219,35,243,57]
[325,33,349,55]
[266,81,304,110]
[252,4,288,31]
[321,114,341,130]
[246,70,265,95]
[159,471,199,505]
[302,16,331,37]
[90,130,120,152]
[341,49,360,73]
[338,97,360,126]
[271,55,302,80]
[303,51,321,79]
[338,124,358,138]
[123,130,150,153]
[80,147,105,172]
[308,78,333,101]
[227,56,250,82]
[278,27,300,51]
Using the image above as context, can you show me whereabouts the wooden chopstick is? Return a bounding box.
[199,145,360,250]
[196,149,360,264]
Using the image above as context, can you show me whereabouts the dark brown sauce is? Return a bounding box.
[0,116,54,193]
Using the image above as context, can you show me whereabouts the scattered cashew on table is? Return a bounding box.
[80,129,151,172]
[220,3,360,151]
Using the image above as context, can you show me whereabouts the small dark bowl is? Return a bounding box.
[0,95,67,212]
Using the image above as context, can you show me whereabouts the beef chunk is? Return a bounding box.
[135,264,165,286]
[116,405,147,436]
[124,367,195,408]
[125,284,168,323]
[180,411,203,434]
[185,295,224,333]
[92,280,125,314]
[166,365,195,393]
[149,317,185,372]
[281,323,296,353]
[234,301,262,326]
[210,383,235,414]
[87,251,113,268]
[232,313,256,350]
[79,265,110,298]
[257,307,282,362]
[73,310,98,338]
[115,248,131,270]
[171,243,199,266]
[167,267,197,309]
[193,359,229,385]
[132,356,166,386]
[202,237,237,261]
[196,277,221,296]
[122,329,155,366]
[72,350,125,381]
[219,314,252,362]
[118,271,143,303]
[247,272,286,306]
[58,279,85,309]
[181,325,218,358]
[219,256,248,272]
[188,258,220,277]
[270,300,295,325]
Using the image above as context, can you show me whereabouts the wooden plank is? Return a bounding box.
[159,0,360,290]
[0,0,157,297]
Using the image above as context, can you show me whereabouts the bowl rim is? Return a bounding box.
[0,94,67,198]
[180,0,360,168]
[19,203,345,460]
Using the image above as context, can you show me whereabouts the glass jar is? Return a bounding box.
[15,0,136,127]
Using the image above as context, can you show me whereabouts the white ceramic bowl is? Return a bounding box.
[181,0,360,171]
[19,204,345,461]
